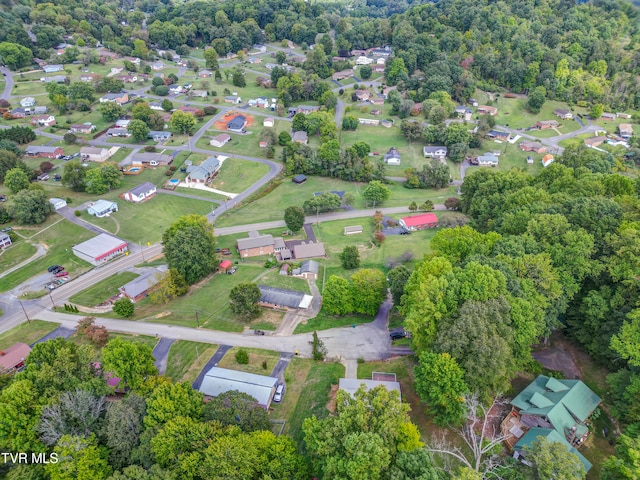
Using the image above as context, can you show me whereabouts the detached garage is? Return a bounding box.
[72,233,128,266]
[198,366,279,408]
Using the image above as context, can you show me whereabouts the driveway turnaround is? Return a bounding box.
[270,352,294,380]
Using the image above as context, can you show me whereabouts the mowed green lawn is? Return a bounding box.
[165,340,218,383]
[124,263,271,332]
[0,219,94,293]
[272,360,344,444]
[0,241,37,271]
[493,96,583,133]
[0,320,60,350]
[215,176,458,227]
[217,346,281,375]
[69,272,139,307]
[210,158,270,193]
[77,194,214,243]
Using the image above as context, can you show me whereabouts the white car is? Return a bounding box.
[273,384,284,403]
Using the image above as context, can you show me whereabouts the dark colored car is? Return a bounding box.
[51,266,65,274]
[0,194,6,202]
[47,265,62,273]
[390,329,406,340]
[52,174,61,181]
[221,248,232,255]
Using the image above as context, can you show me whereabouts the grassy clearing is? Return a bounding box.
[217,346,281,375]
[0,320,60,350]
[294,308,372,334]
[122,263,280,332]
[210,158,271,193]
[174,187,227,201]
[0,241,37,271]
[165,340,218,383]
[215,176,458,227]
[0,219,94,293]
[196,129,265,159]
[493,96,583,131]
[273,360,344,444]
[77,194,214,243]
[69,272,139,307]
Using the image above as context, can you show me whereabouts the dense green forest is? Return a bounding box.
[1,0,639,108]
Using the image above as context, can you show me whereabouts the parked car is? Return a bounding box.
[273,384,284,403]
[227,267,237,275]
[390,328,406,340]
[37,174,49,181]
[51,266,65,274]
[54,271,69,278]
[47,265,62,273]
[221,248,232,255]
[1,226,12,232]
[52,174,61,181]
[0,194,7,202]
[72,152,80,158]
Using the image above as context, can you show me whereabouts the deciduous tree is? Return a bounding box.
[8,188,50,224]
[323,275,354,316]
[525,436,585,480]
[4,167,29,193]
[350,268,387,316]
[284,206,305,232]
[112,298,135,318]
[102,338,157,391]
[229,282,261,321]
[362,180,391,207]
[340,245,360,269]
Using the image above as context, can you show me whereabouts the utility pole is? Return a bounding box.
[48,291,55,308]
[18,300,30,323]
[194,308,200,328]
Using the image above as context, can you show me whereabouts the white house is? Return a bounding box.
[477,153,499,167]
[20,97,36,108]
[49,198,67,210]
[423,146,448,159]
[355,56,374,65]
[384,147,401,165]
[42,64,63,73]
[169,85,183,95]
[87,200,118,217]
[80,147,111,162]
[122,182,157,203]
[210,134,231,148]
[263,117,275,128]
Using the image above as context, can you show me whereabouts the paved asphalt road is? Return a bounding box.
[0,67,14,100]
[271,353,294,381]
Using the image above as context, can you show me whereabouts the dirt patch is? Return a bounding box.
[532,342,581,379]
[326,383,339,413]
[213,112,255,131]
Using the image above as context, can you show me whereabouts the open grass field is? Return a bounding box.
[272,359,344,444]
[492,96,584,131]
[217,346,281,375]
[0,219,94,293]
[197,127,272,160]
[210,158,271,193]
[293,308,372,334]
[69,272,139,307]
[0,241,37,271]
[215,176,458,227]
[175,186,228,201]
[0,320,60,350]
[121,263,283,331]
[165,340,218,383]
[77,194,214,243]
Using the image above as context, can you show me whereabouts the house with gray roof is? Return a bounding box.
[87,200,118,217]
[383,147,401,165]
[120,267,168,302]
[292,260,319,279]
[423,146,448,159]
[237,232,280,257]
[198,366,278,408]
[258,285,313,309]
[292,131,308,144]
[122,182,157,203]
[227,115,247,133]
[293,242,326,259]
[132,152,173,167]
[148,130,172,141]
[185,156,220,184]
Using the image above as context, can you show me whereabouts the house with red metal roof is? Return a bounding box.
[399,213,438,231]
[0,343,32,372]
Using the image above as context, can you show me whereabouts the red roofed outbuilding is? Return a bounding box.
[218,259,233,272]
[0,342,32,372]
[399,213,438,231]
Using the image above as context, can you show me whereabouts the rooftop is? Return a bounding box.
[129,182,156,197]
[0,342,31,371]
[237,234,274,250]
[401,213,438,227]
[199,366,278,407]
[72,233,127,259]
[258,285,312,309]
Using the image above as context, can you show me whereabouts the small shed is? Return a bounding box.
[218,259,233,272]
[49,198,67,210]
[279,264,289,276]
[344,225,363,235]
[292,174,307,184]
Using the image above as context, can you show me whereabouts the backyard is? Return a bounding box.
[210,158,271,193]
[69,272,139,307]
[165,340,218,383]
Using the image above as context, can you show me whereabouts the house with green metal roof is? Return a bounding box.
[511,375,601,447]
[513,428,592,473]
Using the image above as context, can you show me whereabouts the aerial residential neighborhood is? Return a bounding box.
[0,0,639,478]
